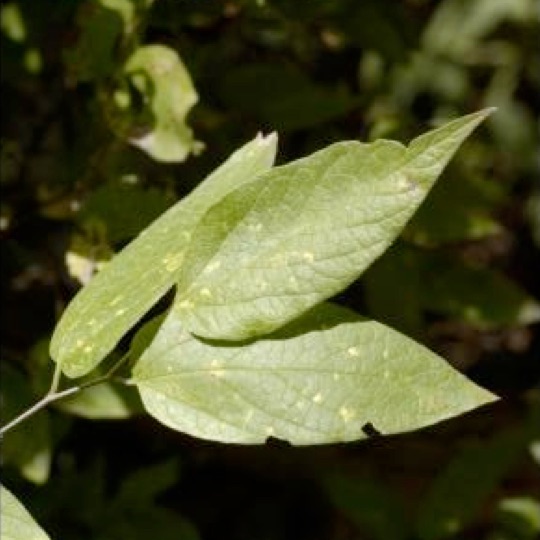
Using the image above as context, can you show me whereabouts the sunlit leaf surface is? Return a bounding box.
[132,303,496,445]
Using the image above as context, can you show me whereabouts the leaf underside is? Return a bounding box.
[174,109,493,341]
[50,133,277,378]
[132,303,496,445]
[1,485,50,540]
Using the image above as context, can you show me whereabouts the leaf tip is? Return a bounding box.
[256,131,278,147]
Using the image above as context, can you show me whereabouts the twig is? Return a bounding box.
[0,352,131,437]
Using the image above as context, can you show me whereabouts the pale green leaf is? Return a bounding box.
[497,497,540,536]
[50,133,277,378]
[0,485,50,540]
[131,303,496,445]
[122,45,199,162]
[174,109,493,340]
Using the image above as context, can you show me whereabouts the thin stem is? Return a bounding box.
[0,386,80,436]
[48,361,63,395]
[0,352,131,437]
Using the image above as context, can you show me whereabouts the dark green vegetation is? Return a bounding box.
[1,1,539,539]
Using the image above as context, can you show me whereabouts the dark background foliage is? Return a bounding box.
[1,1,539,539]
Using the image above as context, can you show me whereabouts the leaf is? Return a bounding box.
[63,0,131,83]
[78,183,174,243]
[364,246,540,331]
[405,166,504,244]
[418,253,540,328]
[423,0,533,58]
[322,473,410,540]
[415,409,539,540]
[103,460,199,540]
[119,44,199,162]
[0,485,50,540]
[362,243,424,337]
[174,109,493,341]
[497,497,540,539]
[131,302,496,445]
[50,133,277,378]
[113,460,179,506]
[421,262,540,328]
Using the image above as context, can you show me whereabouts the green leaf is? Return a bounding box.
[118,44,199,162]
[322,473,410,540]
[364,246,540,331]
[0,485,50,540]
[174,109,493,341]
[405,166,504,244]
[78,183,174,243]
[362,243,424,337]
[63,0,130,82]
[131,302,496,445]
[418,253,540,328]
[423,0,533,58]
[415,411,539,540]
[103,460,199,540]
[497,497,540,539]
[50,133,277,378]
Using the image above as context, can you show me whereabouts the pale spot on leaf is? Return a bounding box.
[205,260,221,273]
[347,346,359,357]
[312,393,323,403]
[339,406,355,422]
[162,253,183,272]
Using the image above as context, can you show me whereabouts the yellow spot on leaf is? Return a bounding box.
[205,260,221,273]
[339,406,355,422]
[162,253,183,272]
[312,393,323,403]
[347,347,359,357]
